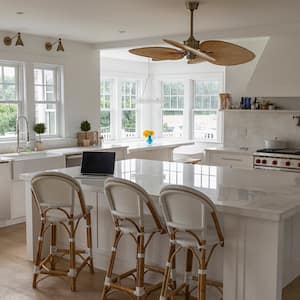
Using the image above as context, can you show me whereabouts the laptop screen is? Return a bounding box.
[81,152,116,175]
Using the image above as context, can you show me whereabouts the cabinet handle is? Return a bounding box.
[221,158,243,162]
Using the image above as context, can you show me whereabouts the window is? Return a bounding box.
[121,80,137,138]
[100,79,112,140]
[0,63,21,137]
[162,81,184,137]
[193,80,221,141]
[34,66,61,136]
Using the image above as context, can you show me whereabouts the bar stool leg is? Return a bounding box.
[198,245,207,300]
[136,232,145,300]
[160,241,176,300]
[32,219,46,288]
[184,249,193,300]
[101,230,122,300]
[50,223,57,270]
[86,212,94,273]
[171,241,177,291]
[68,220,77,292]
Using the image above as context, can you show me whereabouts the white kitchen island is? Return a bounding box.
[21,159,300,300]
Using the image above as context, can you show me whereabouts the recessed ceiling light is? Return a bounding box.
[16,11,24,15]
[119,29,127,34]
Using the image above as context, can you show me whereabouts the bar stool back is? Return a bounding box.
[102,177,166,299]
[159,184,224,300]
[31,171,94,291]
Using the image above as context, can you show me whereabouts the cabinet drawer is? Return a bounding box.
[208,152,253,169]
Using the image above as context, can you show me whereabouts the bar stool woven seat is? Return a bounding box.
[31,171,94,291]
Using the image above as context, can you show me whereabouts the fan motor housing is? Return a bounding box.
[184,38,200,59]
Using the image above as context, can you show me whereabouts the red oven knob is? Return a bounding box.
[256,159,261,164]
[272,160,278,165]
[262,159,267,164]
[286,161,291,166]
[298,163,300,168]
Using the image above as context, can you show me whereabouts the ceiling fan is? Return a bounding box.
[129,1,255,66]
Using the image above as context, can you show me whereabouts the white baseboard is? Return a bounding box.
[0,217,25,228]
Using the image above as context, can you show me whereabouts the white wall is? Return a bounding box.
[246,33,300,97]
[225,37,269,102]
[0,31,99,152]
[223,111,300,149]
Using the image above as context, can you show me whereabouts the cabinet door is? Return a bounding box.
[0,162,12,221]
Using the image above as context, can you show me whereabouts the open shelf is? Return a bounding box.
[222,110,300,113]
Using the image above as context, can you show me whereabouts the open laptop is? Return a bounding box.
[79,151,116,177]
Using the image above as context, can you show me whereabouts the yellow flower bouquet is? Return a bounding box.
[143,129,155,138]
[143,129,155,145]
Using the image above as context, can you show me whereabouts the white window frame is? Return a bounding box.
[0,60,24,139]
[100,74,142,141]
[100,78,113,140]
[33,64,63,138]
[161,80,185,138]
[120,79,139,139]
[192,73,224,143]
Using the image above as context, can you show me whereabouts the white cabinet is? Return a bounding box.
[205,149,253,169]
[0,162,12,224]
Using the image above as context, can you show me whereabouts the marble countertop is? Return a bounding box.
[45,144,128,156]
[0,140,194,161]
[113,139,194,153]
[20,159,300,221]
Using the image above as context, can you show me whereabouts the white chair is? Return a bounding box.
[31,172,94,291]
[159,184,224,300]
[102,177,167,300]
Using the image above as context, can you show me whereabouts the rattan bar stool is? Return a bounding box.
[159,185,224,300]
[101,177,169,300]
[31,172,94,291]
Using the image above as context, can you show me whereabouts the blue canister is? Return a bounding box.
[244,97,251,109]
[240,97,244,109]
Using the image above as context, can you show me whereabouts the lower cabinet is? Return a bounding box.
[205,150,253,169]
[0,162,12,224]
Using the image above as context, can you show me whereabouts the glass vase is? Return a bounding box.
[146,135,153,145]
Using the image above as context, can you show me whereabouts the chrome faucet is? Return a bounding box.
[16,115,30,153]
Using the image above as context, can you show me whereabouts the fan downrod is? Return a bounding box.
[184,1,201,59]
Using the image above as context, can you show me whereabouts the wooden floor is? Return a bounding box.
[0,223,298,300]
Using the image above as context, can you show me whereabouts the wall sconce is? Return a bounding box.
[3,32,24,47]
[45,38,64,52]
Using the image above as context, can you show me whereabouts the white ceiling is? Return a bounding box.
[1,0,300,45]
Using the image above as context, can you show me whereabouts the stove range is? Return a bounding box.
[253,148,300,172]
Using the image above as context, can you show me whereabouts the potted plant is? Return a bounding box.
[80,120,91,147]
[33,123,46,151]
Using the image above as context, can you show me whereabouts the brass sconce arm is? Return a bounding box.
[3,32,24,47]
[45,38,64,52]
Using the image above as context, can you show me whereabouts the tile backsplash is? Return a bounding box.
[223,111,300,149]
